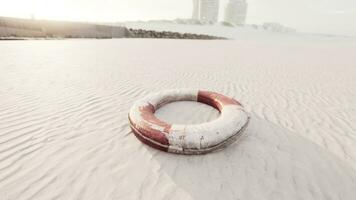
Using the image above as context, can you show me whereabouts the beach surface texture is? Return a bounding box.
[0,25,356,200]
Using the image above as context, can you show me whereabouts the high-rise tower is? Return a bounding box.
[192,0,220,24]
[224,0,248,25]
[192,0,200,20]
[199,0,220,23]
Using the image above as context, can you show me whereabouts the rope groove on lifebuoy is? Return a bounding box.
[128,89,249,155]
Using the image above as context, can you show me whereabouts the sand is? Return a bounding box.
[0,27,356,199]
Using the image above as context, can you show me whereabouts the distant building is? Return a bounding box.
[192,0,220,24]
[192,0,200,20]
[224,0,248,25]
[200,0,220,23]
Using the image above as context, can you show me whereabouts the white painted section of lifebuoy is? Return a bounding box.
[167,105,248,151]
[144,89,198,110]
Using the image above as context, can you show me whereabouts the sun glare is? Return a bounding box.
[0,0,105,22]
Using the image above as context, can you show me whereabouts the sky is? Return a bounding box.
[0,0,355,36]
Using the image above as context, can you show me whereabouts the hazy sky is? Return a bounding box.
[0,0,355,36]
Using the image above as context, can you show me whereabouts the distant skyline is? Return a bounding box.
[0,0,355,36]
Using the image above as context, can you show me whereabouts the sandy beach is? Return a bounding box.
[0,29,356,199]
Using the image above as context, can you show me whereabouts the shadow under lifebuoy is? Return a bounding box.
[146,115,356,200]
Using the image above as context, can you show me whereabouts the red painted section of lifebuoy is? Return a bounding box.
[138,103,172,133]
[129,119,169,152]
[129,103,170,146]
[197,91,241,111]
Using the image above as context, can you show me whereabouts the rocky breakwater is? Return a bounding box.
[128,28,225,40]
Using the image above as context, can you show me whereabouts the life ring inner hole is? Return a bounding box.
[154,101,220,125]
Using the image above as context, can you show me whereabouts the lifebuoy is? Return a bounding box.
[128,90,249,154]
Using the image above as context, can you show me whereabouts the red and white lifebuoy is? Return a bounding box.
[128,90,249,154]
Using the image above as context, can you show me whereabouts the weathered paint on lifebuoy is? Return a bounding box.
[128,89,249,155]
